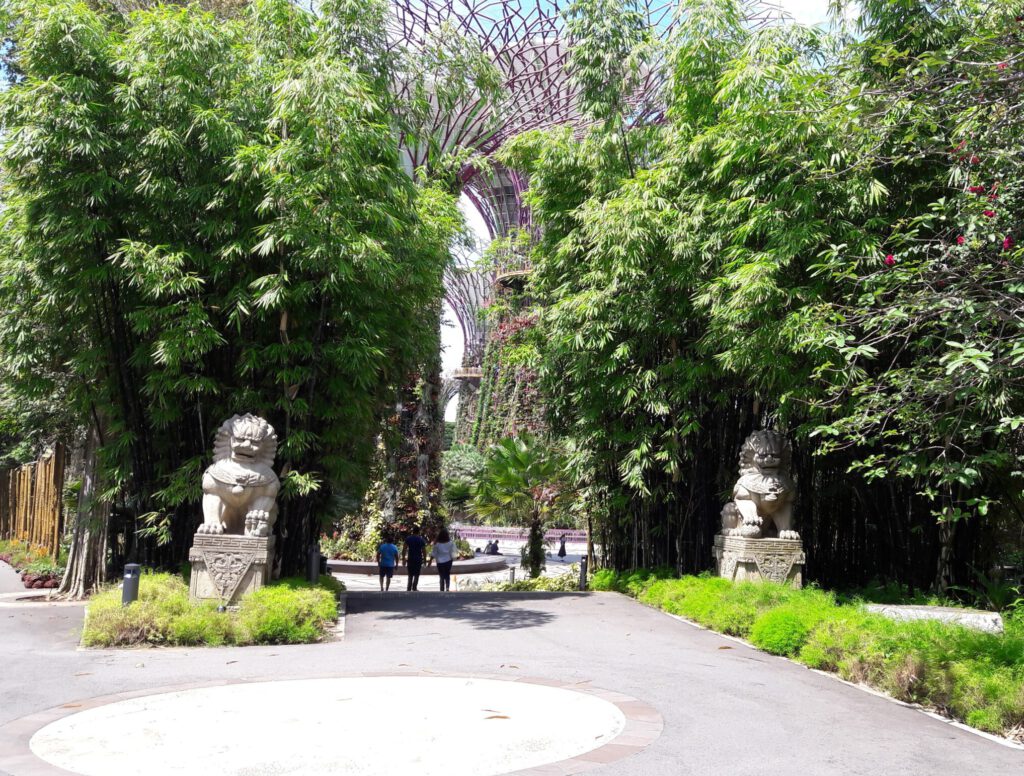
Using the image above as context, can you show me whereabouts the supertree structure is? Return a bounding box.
[388,0,676,173]
[443,232,491,444]
[387,0,674,448]
[374,0,790,533]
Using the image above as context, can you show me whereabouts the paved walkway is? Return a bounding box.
[334,553,582,591]
[0,560,26,595]
[0,590,1021,776]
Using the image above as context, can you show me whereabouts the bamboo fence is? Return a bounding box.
[0,445,66,558]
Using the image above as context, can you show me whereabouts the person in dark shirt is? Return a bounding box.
[403,527,427,592]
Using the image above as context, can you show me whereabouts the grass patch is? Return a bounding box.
[594,570,1024,740]
[82,572,342,648]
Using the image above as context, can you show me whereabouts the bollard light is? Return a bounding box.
[508,568,516,584]
[578,557,588,591]
[122,563,141,607]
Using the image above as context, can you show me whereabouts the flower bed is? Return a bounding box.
[592,570,1024,742]
[0,539,64,589]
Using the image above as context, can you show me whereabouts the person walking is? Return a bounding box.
[376,534,399,592]
[557,534,567,562]
[403,526,427,592]
[432,529,457,592]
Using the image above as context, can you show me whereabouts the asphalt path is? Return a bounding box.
[0,582,1021,775]
[0,561,25,595]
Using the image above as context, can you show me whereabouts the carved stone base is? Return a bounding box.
[713,535,805,588]
[189,534,274,605]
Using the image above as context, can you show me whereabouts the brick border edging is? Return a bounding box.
[0,673,663,776]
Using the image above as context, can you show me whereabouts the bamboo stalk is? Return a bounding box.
[0,448,67,556]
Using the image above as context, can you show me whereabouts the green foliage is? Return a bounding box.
[0,0,463,573]
[472,433,566,526]
[485,565,581,592]
[236,579,339,644]
[750,607,817,656]
[441,444,484,507]
[496,0,1024,584]
[601,570,1024,737]
[81,571,340,647]
[590,566,674,596]
[0,539,52,569]
[472,433,568,577]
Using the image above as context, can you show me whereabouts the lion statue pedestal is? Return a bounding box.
[189,534,275,604]
[713,535,805,587]
[714,430,805,588]
[188,414,280,605]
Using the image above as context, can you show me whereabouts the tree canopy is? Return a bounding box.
[0,0,464,575]
[501,0,1024,587]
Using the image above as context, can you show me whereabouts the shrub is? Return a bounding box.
[0,539,52,569]
[82,572,340,647]
[237,582,338,644]
[750,608,813,656]
[0,539,65,588]
[485,565,581,592]
[442,444,485,507]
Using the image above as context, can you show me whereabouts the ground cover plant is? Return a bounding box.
[484,564,583,592]
[81,572,342,647]
[591,570,1024,740]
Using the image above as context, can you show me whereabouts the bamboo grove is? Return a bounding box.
[0,0,466,581]
[1,0,1022,594]
[497,0,1024,590]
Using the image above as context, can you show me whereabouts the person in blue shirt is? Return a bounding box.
[403,526,427,592]
[376,535,399,592]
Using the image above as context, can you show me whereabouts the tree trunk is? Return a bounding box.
[935,509,956,593]
[56,424,109,599]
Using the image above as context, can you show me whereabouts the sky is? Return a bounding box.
[440,1,836,420]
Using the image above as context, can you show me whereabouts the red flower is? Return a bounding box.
[968,185,987,194]
[983,209,996,217]
[970,155,981,165]
[884,254,896,267]
[1004,235,1015,251]
[998,62,1008,71]
[956,235,966,245]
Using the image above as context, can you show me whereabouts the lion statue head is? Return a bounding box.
[212,413,277,468]
[738,429,791,476]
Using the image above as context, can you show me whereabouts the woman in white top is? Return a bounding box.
[432,528,457,592]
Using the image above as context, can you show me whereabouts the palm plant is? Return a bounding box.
[472,433,564,577]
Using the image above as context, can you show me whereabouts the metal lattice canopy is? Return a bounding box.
[390,0,677,174]
[444,231,491,367]
[378,0,788,371]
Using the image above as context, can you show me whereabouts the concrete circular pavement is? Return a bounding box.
[9,676,662,776]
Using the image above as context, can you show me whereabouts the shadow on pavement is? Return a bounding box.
[345,592,583,631]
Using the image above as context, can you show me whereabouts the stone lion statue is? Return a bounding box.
[720,430,797,540]
[197,414,280,537]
